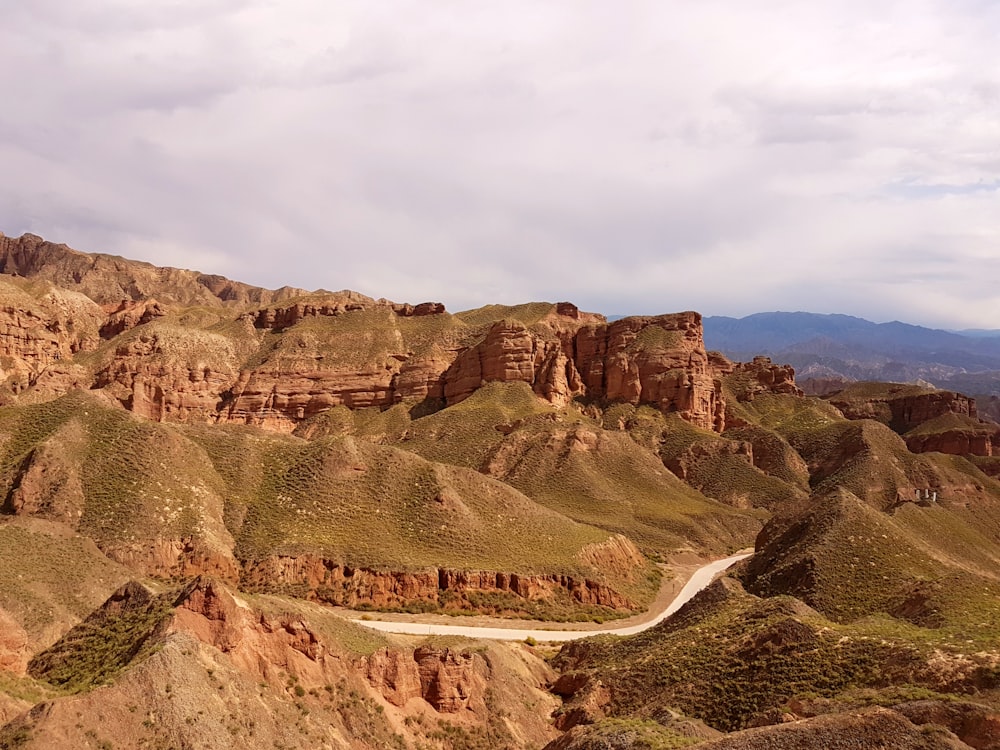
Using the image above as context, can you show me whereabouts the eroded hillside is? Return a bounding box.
[2,232,1000,749]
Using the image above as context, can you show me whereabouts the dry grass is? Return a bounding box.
[455,302,558,329]
[0,518,132,644]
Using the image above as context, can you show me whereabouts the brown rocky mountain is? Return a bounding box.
[2,232,999,749]
[0,231,726,432]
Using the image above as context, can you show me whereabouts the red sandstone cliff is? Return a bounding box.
[442,310,724,430]
[826,383,1000,458]
[0,233,738,434]
[829,385,976,433]
[238,554,637,612]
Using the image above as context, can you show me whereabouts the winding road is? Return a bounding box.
[350,552,751,642]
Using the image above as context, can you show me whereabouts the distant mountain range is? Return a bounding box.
[702,312,1000,401]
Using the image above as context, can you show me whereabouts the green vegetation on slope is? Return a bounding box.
[0,389,654,619]
[554,578,1000,733]
[397,385,761,557]
[0,392,232,561]
[27,583,175,693]
[0,519,132,643]
[455,302,561,329]
[185,419,617,577]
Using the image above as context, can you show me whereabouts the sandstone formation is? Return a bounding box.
[0,609,28,675]
[905,423,1000,457]
[0,282,103,397]
[239,555,636,611]
[574,535,645,579]
[363,646,478,712]
[826,383,1000,458]
[0,234,741,434]
[894,700,1000,750]
[829,385,977,433]
[10,575,560,749]
[729,355,803,399]
[572,312,726,431]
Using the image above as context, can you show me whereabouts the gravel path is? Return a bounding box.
[350,552,751,642]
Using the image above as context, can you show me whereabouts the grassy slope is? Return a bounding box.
[245,305,479,373]
[0,392,647,609]
[0,518,133,648]
[668,426,807,512]
[183,417,615,574]
[27,584,177,693]
[455,301,562,328]
[904,412,991,437]
[395,383,761,557]
[0,392,229,549]
[554,578,1000,733]
[745,487,1000,632]
[706,388,1000,642]
[73,307,259,378]
[830,382,938,400]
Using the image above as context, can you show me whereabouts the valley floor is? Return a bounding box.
[347,552,753,641]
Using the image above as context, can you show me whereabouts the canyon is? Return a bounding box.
[2,231,1000,750]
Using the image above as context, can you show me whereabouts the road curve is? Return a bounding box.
[350,552,751,642]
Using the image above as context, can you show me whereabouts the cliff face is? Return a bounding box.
[363,646,480,712]
[825,383,1000,458]
[129,309,726,432]
[905,429,999,457]
[829,386,976,433]
[444,311,725,430]
[0,233,732,433]
[14,577,560,749]
[239,555,637,611]
[729,356,803,400]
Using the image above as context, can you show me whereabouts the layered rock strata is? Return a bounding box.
[0,232,761,434]
[239,556,635,611]
[363,647,478,712]
[905,425,1000,457]
[830,388,976,433]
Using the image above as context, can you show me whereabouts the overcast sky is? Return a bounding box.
[2,1,998,328]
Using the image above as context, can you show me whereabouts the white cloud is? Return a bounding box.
[1,0,998,328]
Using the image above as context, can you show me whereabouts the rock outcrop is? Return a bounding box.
[0,283,103,398]
[239,556,636,611]
[99,299,167,338]
[0,234,753,434]
[363,646,478,712]
[829,385,976,433]
[825,383,1000,458]
[729,356,803,399]
[0,609,29,675]
[905,424,1000,457]
[574,313,725,431]
[894,700,1000,750]
[444,311,726,430]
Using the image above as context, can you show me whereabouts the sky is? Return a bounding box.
[1,1,998,329]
